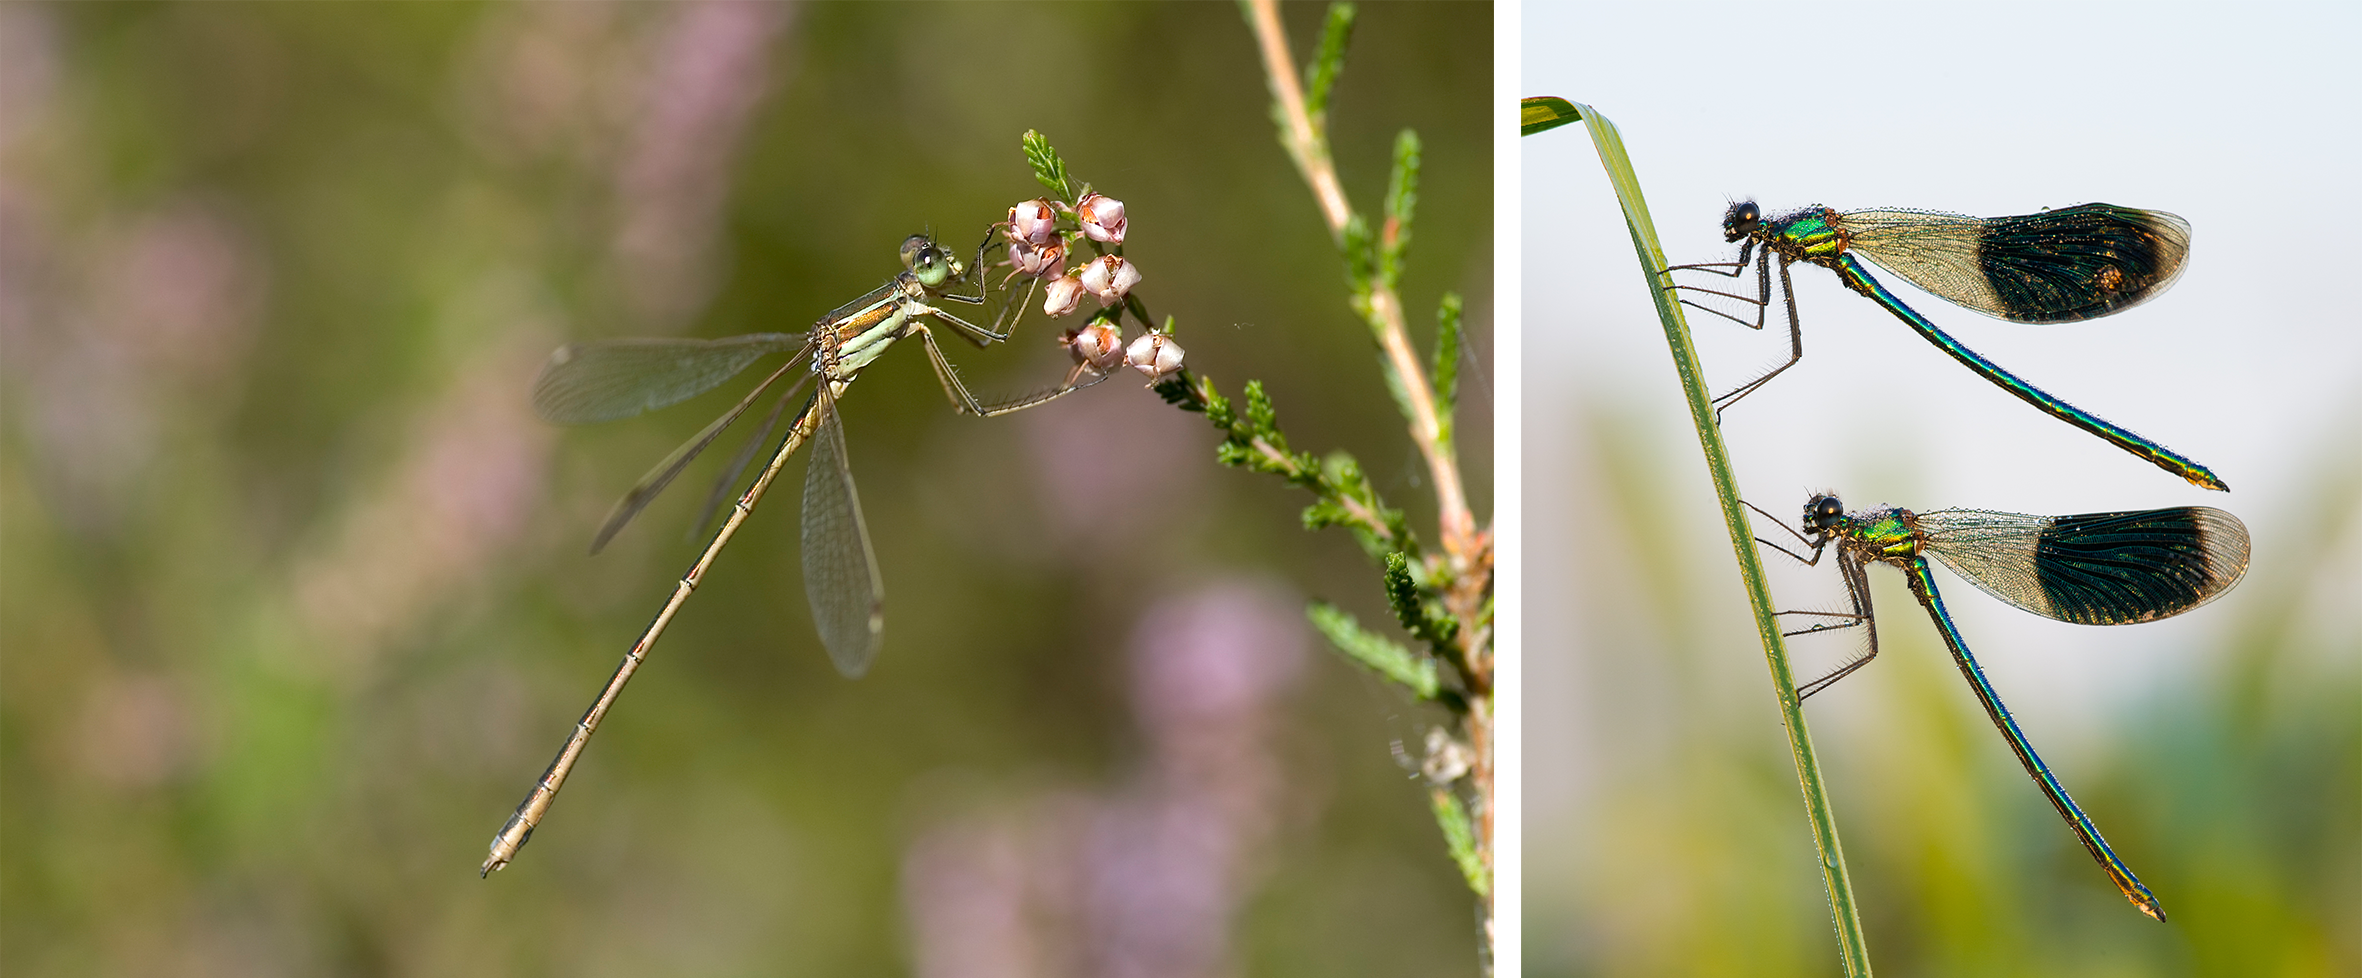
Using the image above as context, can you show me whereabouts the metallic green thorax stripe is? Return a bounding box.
[1836,507,1918,559]
[1772,207,1847,260]
[1901,557,2168,922]
[1830,253,2226,491]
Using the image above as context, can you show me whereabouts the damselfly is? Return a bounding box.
[1668,202,2223,490]
[1757,492,2250,920]
[482,232,1098,875]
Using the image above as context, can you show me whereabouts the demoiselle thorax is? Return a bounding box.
[1667,200,2224,490]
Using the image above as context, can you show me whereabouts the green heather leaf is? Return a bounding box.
[1381,129,1420,288]
[1302,498,1350,530]
[1383,552,1422,633]
[1430,787,1488,897]
[1307,601,1439,699]
[1304,4,1355,122]
[1320,450,1361,489]
[1200,382,1235,429]
[1021,130,1073,200]
[1432,292,1461,447]
[1243,380,1280,437]
[1341,213,1375,294]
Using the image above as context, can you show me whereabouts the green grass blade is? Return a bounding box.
[1519,96,1582,136]
[1531,97,1876,977]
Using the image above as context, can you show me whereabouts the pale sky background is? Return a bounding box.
[1522,0,2359,958]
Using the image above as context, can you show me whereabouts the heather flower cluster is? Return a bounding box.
[989,187,1181,387]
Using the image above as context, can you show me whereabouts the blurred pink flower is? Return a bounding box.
[902,582,1305,978]
[610,2,794,329]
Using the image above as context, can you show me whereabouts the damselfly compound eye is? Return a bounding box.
[1078,255,1139,305]
[908,241,958,288]
[1806,493,1844,530]
[1076,193,1126,244]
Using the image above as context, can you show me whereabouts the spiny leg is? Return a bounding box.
[1790,554,1881,700]
[1745,499,1827,565]
[1754,519,1884,702]
[919,299,1012,347]
[1663,243,1813,421]
[1661,237,1760,279]
[1706,255,1806,420]
[1662,240,1772,334]
[912,323,1105,419]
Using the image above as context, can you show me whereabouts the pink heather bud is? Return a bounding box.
[1076,193,1126,244]
[1005,198,1059,245]
[1125,332,1184,383]
[1064,323,1126,373]
[1042,274,1086,318]
[1077,255,1140,305]
[1005,236,1065,278]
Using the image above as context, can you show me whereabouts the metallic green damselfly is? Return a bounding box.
[1670,202,2224,490]
[1758,492,2250,920]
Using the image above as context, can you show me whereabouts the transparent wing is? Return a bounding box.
[1921,506,2249,625]
[532,333,807,424]
[1845,204,2190,324]
[688,384,801,541]
[801,391,884,677]
[585,363,809,554]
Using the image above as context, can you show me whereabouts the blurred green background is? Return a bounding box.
[1525,3,2357,975]
[0,3,1491,975]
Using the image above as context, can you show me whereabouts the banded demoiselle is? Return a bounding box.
[1668,202,2226,490]
[483,232,1097,876]
[1757,492,2251,921]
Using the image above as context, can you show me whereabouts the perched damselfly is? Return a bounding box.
[482,232,1098,875]
[1757,492,2250,920]
[1667,202,2224,490]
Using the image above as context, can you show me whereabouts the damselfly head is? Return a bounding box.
[1803,493,1845,534]
[902,235,962,288]
[1721,200,1763,242]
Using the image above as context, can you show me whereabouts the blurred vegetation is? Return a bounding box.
[0,3,1491,976]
